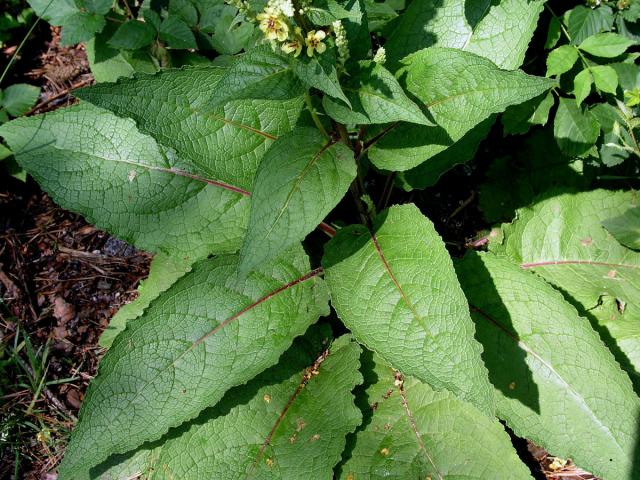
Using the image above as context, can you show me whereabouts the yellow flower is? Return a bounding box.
[305,30,327,57]
[257,7,289,42]
[282,27,303,57]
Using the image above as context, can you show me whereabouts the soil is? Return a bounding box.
[0,26,150,479]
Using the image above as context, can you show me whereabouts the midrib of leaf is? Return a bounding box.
[191,107,278,140]
[265,140,335,240]
[520,260,640,270]
[49,141,252,196]
[370,231,429,332]
[424,85,532,110]
[470,305,624,456]
[397,377,444,480]
[460,2,492,50]
[95,267,324,430]
[248,344,331,478]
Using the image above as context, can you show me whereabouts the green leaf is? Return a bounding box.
[545,16,562,49]
[590,102,626,131]
[622,2,640,22]
[553,97,599,156]
[159,16,197,49]
[611,62,640,91]
[210,45,304,105]
[60,12,106,45]
[579,32,635,58]
[573,68,593,106]
[396,117,493,190]
[76,66,303,192]
[323,204,495,415]
[457,252,640,480]
[306,0,358,25]
[94,330,362,480]
[0,103,249,259]
[99,254,194,348]
[546,45,579,77]
[385,0,545,70]
[600,130,630,167]
[342,0,371,64]
[1,83,39,117]
[108,20,156,50]
[84,0,113,15]
[28,0,78,25]
[86,24,138,82]
[501,91,554,136]
[322,61,431,126]
[292,49,351,106]
[169,0,199,27]
[496,189,640,306]
[363,0,397,32]
[29,0,108,46]
[567,5,615,45]
[58,245,329,478]
[209,5,254,55]
[491,190,640,389]
[339,352,531,480]
[0,143,11,161]
[368,48,555,172]
[591,65,619,94]
[239,128,355,275]
[603,207,640,250]
[480,129,588,223]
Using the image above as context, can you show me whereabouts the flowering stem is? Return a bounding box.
[292,0,312,33]
[305,92,330,138]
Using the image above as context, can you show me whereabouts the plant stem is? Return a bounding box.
[336,122,350,146]
[121,0,134,19]
[378,172,395,210]
[0,0,53,86]
[305,93,330,138]
[544,4,590,70]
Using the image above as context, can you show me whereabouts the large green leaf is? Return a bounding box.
[210,46,305,106]
[322,61,431,126]
[76,66,303,191]
[99,253,194,348]
[58,245,329,478]
[603,206,640,250]
[339,352,531,480]
[396,117,494,190]
[239,128,355,276]
[368,48,555,172]
[0,103,248,260]
[385,0,545,70]
[92,328,362,480]
[323,204,494,415]
[491,190,640,388]
[457,252,640,480]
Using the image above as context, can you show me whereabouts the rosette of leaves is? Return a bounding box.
[2,1,640,479]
